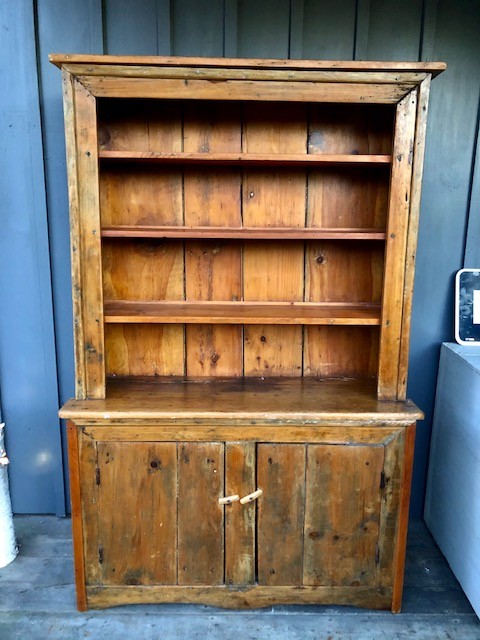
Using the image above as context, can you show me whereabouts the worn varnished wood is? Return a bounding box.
[60,377,423,423]
[105,324,184,377]
[77,428,100,588]
[378,91,417,399]
[183,102,243,377]
[397,77,431,400]
[66,421,87,611]
[63,75,104,398]
[55,56,441,612]
[225,443,256,585]
[98,99,185,377]
[98,150,392,164]
[82,425,405,443]
[304,104,391,379]
[98,99,183,153]
[103,300,381,325]
[96,441,177,585]
[78,77,413,104]
[62,63,432,84]
[102,239,184,301]
[307,103,394,156]
[243,103,305,376]
[377,430,405,597]
[303,444,383,587]
[257,444,306,585]
[85,584,392,609]
[177,442,224,585]
[101,226,387,240]
[50,53,446,75]
[99,166,183,226]
[391,423,416,612]
[72,81,104,398]
[306,167,390,230]
[62,72,86,398]
[303,326,379,378]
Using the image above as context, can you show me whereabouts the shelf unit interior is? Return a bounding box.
[97,98,394,383]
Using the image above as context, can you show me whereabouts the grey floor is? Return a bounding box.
[0,517,478,640]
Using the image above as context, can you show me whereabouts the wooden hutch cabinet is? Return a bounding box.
[51,54,445,612]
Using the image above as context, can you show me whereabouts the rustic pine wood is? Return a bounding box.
[378,92,418,399]
[86,584,393,610]
[303,444,384,586]
[102,301,383,325]
[63,76,104,399]
[96,441,177,585]
[54,55,443,613]
[177,442,224,585]
[257,444,306,585]
[183,102,243,377]
[66,421,87,611]
[60,377,423,424]
[397,77,432,400]
[225,443,256,585]
[391,423,417,612]
[98,150,392,164]
[242,103,305,377]
[79,77,414,104]
[101,226,387,240]
[50,54,445,74]
[104,325,185,377]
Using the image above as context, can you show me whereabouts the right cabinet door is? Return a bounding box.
[256,434,404,590]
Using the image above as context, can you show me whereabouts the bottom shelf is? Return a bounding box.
[59,376,423,423]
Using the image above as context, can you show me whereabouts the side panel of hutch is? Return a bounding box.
[51,54,444,612]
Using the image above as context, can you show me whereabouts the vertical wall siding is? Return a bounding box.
[3,0,479,514]
[0,0,65,514]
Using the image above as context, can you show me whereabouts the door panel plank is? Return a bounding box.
[225,442,256,585]
[257,444,306,585]
[303,444,384,586]
[178,442,224,584]
[97,441,177,585]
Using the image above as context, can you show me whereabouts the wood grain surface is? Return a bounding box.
[177,442,224,585]
[60,377,423,423]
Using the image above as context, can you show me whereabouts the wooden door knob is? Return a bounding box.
[218,494,240,505]
[240,489,263,504]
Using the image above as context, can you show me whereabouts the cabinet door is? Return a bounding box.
[83,438,225,587]
[95,441,177,586]
[257,442,386,588]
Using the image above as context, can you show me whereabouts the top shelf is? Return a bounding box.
[98,151,392,166]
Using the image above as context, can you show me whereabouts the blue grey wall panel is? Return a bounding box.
[35,0,104,509]
[0,0,64,514]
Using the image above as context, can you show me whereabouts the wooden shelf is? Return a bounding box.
[101,226,387,240]
[59,376,423,423]
[99,150,392,165]
[104,300,381,325]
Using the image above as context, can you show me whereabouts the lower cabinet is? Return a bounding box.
[72,424,413,610]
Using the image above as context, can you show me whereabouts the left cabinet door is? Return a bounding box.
[79,433,225,587]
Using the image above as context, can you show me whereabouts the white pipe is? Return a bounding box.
[0,423,18,568]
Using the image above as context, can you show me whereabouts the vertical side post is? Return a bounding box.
[62,72,104,399]
[378,91,417,399]
[391,422,416,613]
[67,420,87,611]
[397,76,432,400]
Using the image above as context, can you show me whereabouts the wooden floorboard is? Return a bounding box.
[0,517,478,639]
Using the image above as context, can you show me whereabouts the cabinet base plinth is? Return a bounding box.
[86,585,395,611]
